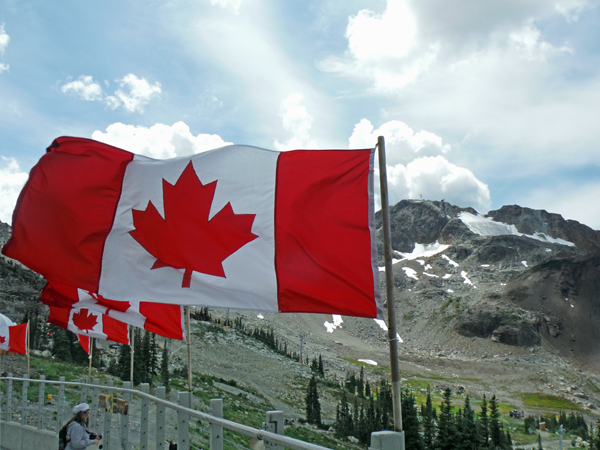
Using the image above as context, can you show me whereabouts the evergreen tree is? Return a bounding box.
[422,388,436,450]
[318,354,324,377]
[148,333,158,384]
[504,426,513,450]
[592,423,600,450]
[358,366,365,398]
[537,432,543,450]
[334,393,353,438]
[478,394,490,448]
[51,326,72,362]
[305,374,321,426]
[435,388,457,450]
[132,329,145,385]
[118,342,131,381]
[402,392,424,450]
[489,395,502,448]
[460,395,479,450]
[161,343,170,392]
[365,380,371,398]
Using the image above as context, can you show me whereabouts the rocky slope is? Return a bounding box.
[1,200,599,419]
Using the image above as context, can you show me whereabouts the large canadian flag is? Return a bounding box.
[41,281,185,340]
[0,313,28,355]
[47,303,130,345]
[3,137,382,318]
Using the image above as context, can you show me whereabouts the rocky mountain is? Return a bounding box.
[1,200,599,417]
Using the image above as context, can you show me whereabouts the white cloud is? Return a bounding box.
[0,23,10,73]
[60,73,161,113]
[61,75,104,101]
[320,0,590,93]
[509,23,572,62]
[91,121,232,159]
[352,118,490,212]
[107,74,162,113]
[319,0,436,91]
[210,0,241,14]
[273,93,318,150]
[0,157,28,224]
[396,156,491,212]
[349,119,450,166]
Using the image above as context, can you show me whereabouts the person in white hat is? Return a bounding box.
[59,403,100,450]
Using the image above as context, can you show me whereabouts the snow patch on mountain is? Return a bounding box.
[402,267,419,280]
[324,315,343,333]
[459,212,575,246]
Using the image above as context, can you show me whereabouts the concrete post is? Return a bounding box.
[177,392,191,450]
[156,387,166,450]
[121,381,132,450]
[7,373,13,421]
[140,384,149,450]
[38,375,45,429]
[22,374,30,426]
[103,379,114,450]
[57,377,65,429]
[210,399,223,450]
[80,378,88,404]
[369,431,405,450]
[90,378,100,432]
[264,411,284,450]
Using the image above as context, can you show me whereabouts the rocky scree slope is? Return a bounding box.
[371,200,599,373]
[1,200,599,415]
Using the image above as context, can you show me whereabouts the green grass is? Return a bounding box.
[285,425,358,450]
[519,393,583,411]
[586,379,600,394]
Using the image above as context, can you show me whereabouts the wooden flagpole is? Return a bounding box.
[88,337,93,380]
[186,307,192,392]
[377,136,403,433]
[27,319,30,374]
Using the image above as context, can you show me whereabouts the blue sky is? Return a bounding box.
[1,0,600,229]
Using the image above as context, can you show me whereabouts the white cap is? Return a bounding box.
[73,403,90,414]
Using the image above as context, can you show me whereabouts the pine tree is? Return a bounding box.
[460,395,478,450]
[334,393,353,437]
[161,343,170,392]
[118,342,131,381]
[365,380,371,398]
[305,374,321,426]
[132,329,145,385]
[402,392,424,450]
[592,423,600,450]
[435,388,457,450]
[422,388,436,450]
[489,395,502,448]
[478,394,489,448]
[318,354,324,377]
[537,432,543,450]
[51,326,72,362]
[358,366,365,398]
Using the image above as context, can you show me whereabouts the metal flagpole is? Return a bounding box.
[130,327,134,383]
[376,136,403,433]
[186,307,192,392]
[88,337,93,380]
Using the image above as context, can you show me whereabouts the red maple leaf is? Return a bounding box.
[90,292,131,314]
[0,336,5,344]
[129,161,258,287]
[72,309,98,332]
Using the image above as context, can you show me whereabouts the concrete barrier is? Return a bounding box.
[0,421,57,450]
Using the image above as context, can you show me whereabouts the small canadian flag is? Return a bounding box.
[0,313,28,355]
[47,304,130,345]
